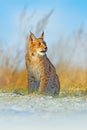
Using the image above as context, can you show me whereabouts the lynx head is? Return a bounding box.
[26,32,47,56]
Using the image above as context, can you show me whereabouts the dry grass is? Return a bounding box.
[57,66,87,95]
[0,66,87,96]
[0,68,27,93]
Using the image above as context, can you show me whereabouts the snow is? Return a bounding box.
[0,92,87,130]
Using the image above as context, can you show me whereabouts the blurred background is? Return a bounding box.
[0,0,87,95]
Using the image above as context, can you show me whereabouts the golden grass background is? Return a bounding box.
[0,66,87,95]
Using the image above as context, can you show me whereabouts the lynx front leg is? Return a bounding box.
[26,60,35,94]
[39,76,49,94]
[27,74,35,94]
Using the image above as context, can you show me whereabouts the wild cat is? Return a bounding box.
[25,32,60,95]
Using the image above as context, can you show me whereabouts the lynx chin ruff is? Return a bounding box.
[25,32,60,95]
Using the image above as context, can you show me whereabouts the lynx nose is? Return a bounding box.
[45,46,47,50]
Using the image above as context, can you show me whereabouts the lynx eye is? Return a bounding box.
[38,42,41,46]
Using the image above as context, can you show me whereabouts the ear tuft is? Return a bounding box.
[40,32,44,39]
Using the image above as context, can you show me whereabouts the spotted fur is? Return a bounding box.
[25,32,60,95]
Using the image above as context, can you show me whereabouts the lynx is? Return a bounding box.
[25,32,60,95]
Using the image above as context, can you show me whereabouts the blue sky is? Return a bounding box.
[0,0,87,44]
[0,0,87,68]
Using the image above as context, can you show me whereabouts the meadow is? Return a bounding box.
[0,10,87,97]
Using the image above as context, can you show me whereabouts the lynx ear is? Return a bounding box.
[29,32,36,42]
[40,32,44,39]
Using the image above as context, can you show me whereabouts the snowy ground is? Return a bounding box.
[0,92,87,130]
